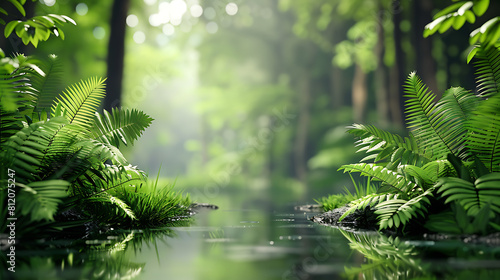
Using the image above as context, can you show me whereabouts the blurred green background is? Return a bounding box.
[3,0,494,206]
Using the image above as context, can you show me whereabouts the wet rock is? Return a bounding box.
[311,206,378,230]
[314,208,500,246]
[294,204,323,212]
[189,203,219,211]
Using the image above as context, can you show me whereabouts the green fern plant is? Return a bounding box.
[0,51,193,237]
[336,45,500,234]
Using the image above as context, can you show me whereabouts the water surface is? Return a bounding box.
[5,197,500,279]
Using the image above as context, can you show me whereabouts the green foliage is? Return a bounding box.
[373,187,434,230]
[16,179,70,221]
[90,108,154,148]
[437,173,500,216]
[346,123,426,170]
[340,228,500,279]
[1,1,75,48]
[424,0,500,59]
[339,163,417,195]
[0,49,191,236]
[330,45,500,235]
[117,182,191,228]
[340,230,427,279]
[317,194,351,211]
[317,176,376,211]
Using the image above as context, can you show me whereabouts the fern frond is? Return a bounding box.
[86,140,128,165]
[0,54,43,113]
[466,95,500,172]
[339,193,398,221]
[52,77,106,129]
[1,117,68,183]
[401,160,456,188]
[347,124,430,169]
[83,192,136,220]
[339,163,418,194]
[424,210,463,234]
[434,87,481,159]
[16,180,70,221]
[374,188,434,230]
[436,173,500,216]
[90,108,153,148]
[31,54,63,112]
[0,110,24,143]
[473,45,500,98]
[74,164,145,196]
[404,72,457,160]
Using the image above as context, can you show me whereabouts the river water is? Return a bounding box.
[4,188,500,279]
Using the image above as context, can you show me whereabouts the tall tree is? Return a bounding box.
[103,0,130,110]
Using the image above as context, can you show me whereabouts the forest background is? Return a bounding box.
[2,0,495,206]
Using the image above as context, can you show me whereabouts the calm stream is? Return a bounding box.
[4,188,500,279]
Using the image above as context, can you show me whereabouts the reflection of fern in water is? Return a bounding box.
[340,229,428,280]
[341,228,500,280]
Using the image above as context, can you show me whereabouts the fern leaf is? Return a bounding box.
[86,193,136,220]
[401,160,455,188]
[52,77,106,129]
[90,108,153,148]
[473,45,500,98]
[374,188,433,230]
[108,195,136,220]
[339,193,398,221]
[0,54,42,112]
[434,87,480,159]
[1,118,68,183]
[31,54,63,112]
[437,173,500,216]
[17,180,70,221]
[347,124,430,168]
[466,95,500,172]
[404,72,459,160]
[75,164,146,195]
[339,163,418,194]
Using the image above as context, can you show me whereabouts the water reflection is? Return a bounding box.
[4,204,500,279]
[1,228,179,280]
[339,228,500,280]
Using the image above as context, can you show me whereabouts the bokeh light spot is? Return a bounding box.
[156,34,169,46]
[149,13,162,26]
[159,2,171,23]
[143,0,157,5]
[225,3,238,16]
[163,24,175,36]
[170,0,187,25]
[93,27,106,40]
[126,14,139,27]
[133,31,146,44]
[75,3,88,16]
[42,0,56,6]
[204,7,216,20]
[206,22,218,34]
[190,5,203,18]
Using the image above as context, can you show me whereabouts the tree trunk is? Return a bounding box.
[352,64,368,123]
[330,66,344,109]
[294,75,311,183]
[390,0,405,126]
[375,1,389,127]
[412,0,438,95]
[103,0,130,111]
